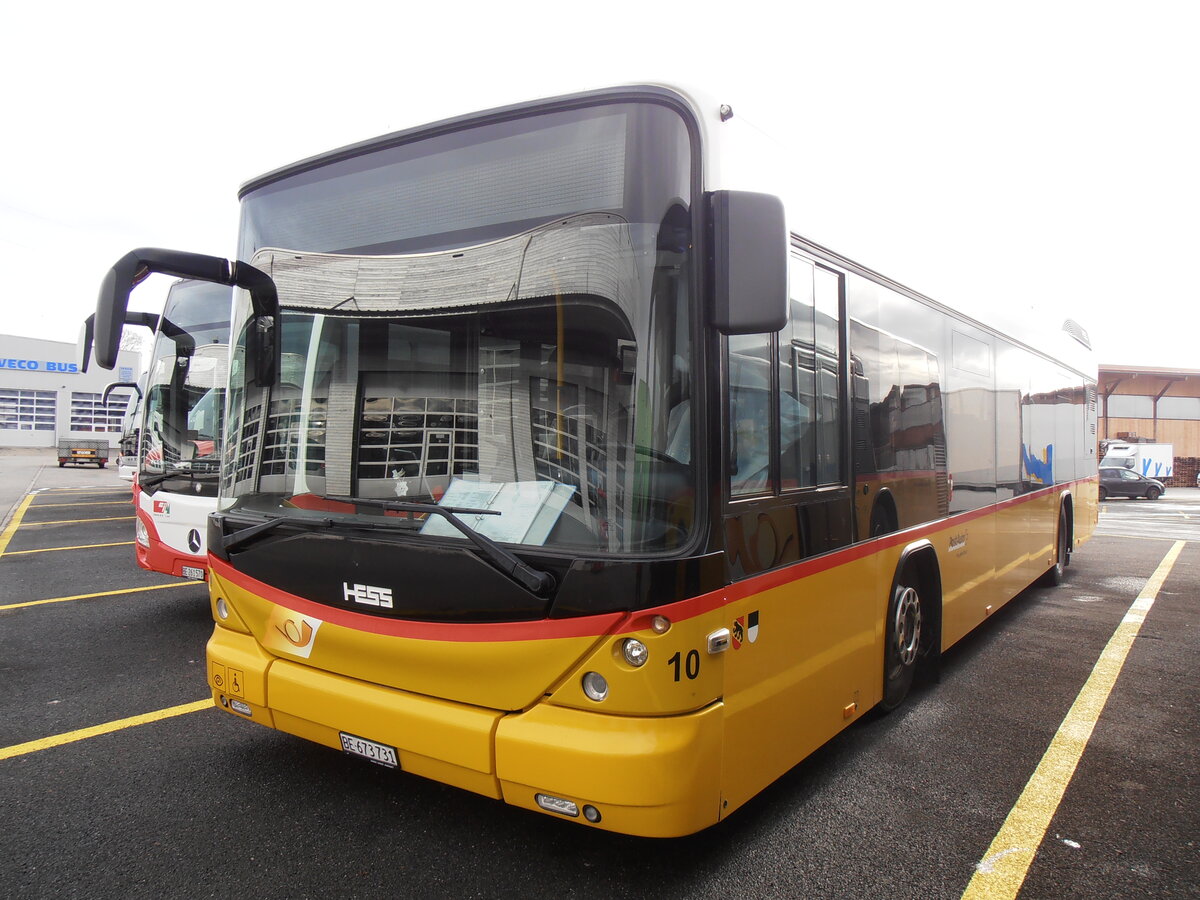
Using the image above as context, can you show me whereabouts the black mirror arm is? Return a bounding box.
[96,248,277,370]
[102,381,143,405]
[124,311,161,332]
[79,310,161,373]
[125,248,278,319]
[229,261,278,320]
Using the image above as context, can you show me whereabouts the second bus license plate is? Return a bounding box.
[339,732,399,768]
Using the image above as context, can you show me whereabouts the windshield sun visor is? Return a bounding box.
[251,213,639,319]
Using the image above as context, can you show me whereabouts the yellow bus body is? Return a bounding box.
[206,480,1096,837]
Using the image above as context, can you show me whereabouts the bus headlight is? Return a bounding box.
[621,638,649,667]
[135,518,149,547]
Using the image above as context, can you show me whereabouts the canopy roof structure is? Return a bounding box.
[1100,365,1200,400]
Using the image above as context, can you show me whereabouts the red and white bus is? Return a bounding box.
[88,279,230,580]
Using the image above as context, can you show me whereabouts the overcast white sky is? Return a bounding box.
[2,1,1196,371]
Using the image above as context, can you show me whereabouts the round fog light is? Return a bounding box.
[651,615,671,634]
[583,805,602,823]
[215,597,229,620]
[582,671,609,702]
[622,638,649,667]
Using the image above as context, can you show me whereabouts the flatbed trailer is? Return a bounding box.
[57,439,110,468]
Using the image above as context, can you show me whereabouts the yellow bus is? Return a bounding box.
[98,83,1098,837]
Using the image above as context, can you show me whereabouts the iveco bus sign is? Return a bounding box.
[0,358,80,373]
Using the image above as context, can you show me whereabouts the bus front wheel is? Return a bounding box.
[881,575,922,711]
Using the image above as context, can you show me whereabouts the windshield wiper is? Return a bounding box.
[322,495,554,596]
[220,513,334,553]
[139,465,220,489]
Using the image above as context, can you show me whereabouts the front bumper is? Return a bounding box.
[207,626,724,837]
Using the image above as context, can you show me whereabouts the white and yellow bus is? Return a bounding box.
[98,83,1097,837]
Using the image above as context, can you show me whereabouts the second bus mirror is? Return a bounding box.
[77,316,95,373]
[710,190,788,335]
[102,381,143,405]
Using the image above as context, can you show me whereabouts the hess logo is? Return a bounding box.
[343,582,394,609]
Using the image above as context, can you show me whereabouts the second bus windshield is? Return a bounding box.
[141,280,231,497]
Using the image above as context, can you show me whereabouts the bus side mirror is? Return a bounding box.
[102,381,143,405]
[81,310,163,374]
[96,248,278,386]
[710,190,788,335]
[77,315,95,373]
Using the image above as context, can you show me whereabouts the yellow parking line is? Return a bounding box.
[36,489,130,495]
[32,501,133,508]
[0,493,37,556]
[0,580,201,611]
[18,516,135,526]
[0,699,212,762]
[38,487,127,494]
[3,541,135,556]
[962,540,1186,900]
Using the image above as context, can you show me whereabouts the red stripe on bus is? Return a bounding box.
[696,477,1091,611]
[211,477,1092,642]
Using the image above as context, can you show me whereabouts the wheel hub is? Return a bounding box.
[894,586,922,666]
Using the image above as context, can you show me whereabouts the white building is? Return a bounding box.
[0,333,141,449]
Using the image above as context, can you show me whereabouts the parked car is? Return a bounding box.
[1099,466,1165,501]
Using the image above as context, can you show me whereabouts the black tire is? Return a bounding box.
[1098,486,1107,501]
[1039,508,1069,586]
[1146,486,1160,501]
[58,461,66,468]
[881,573,923,711]
[870,500,897,538]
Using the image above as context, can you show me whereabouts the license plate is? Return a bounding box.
[339,732,398,768]
[182,566,206,580]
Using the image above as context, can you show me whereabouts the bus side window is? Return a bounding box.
[780,258,815,489]
[813,266,843,485]
[780,259,843,489]
[729,332,773,496]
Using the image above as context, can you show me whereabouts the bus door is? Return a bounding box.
[719,256,870,816]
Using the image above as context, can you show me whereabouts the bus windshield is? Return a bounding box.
[140,280,231,497]
[221,100,697,554]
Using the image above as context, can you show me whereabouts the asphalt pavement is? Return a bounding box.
[1,464,1197,898]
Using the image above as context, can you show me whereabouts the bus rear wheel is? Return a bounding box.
[1039,507,1069,587]
[881,576,922,711]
